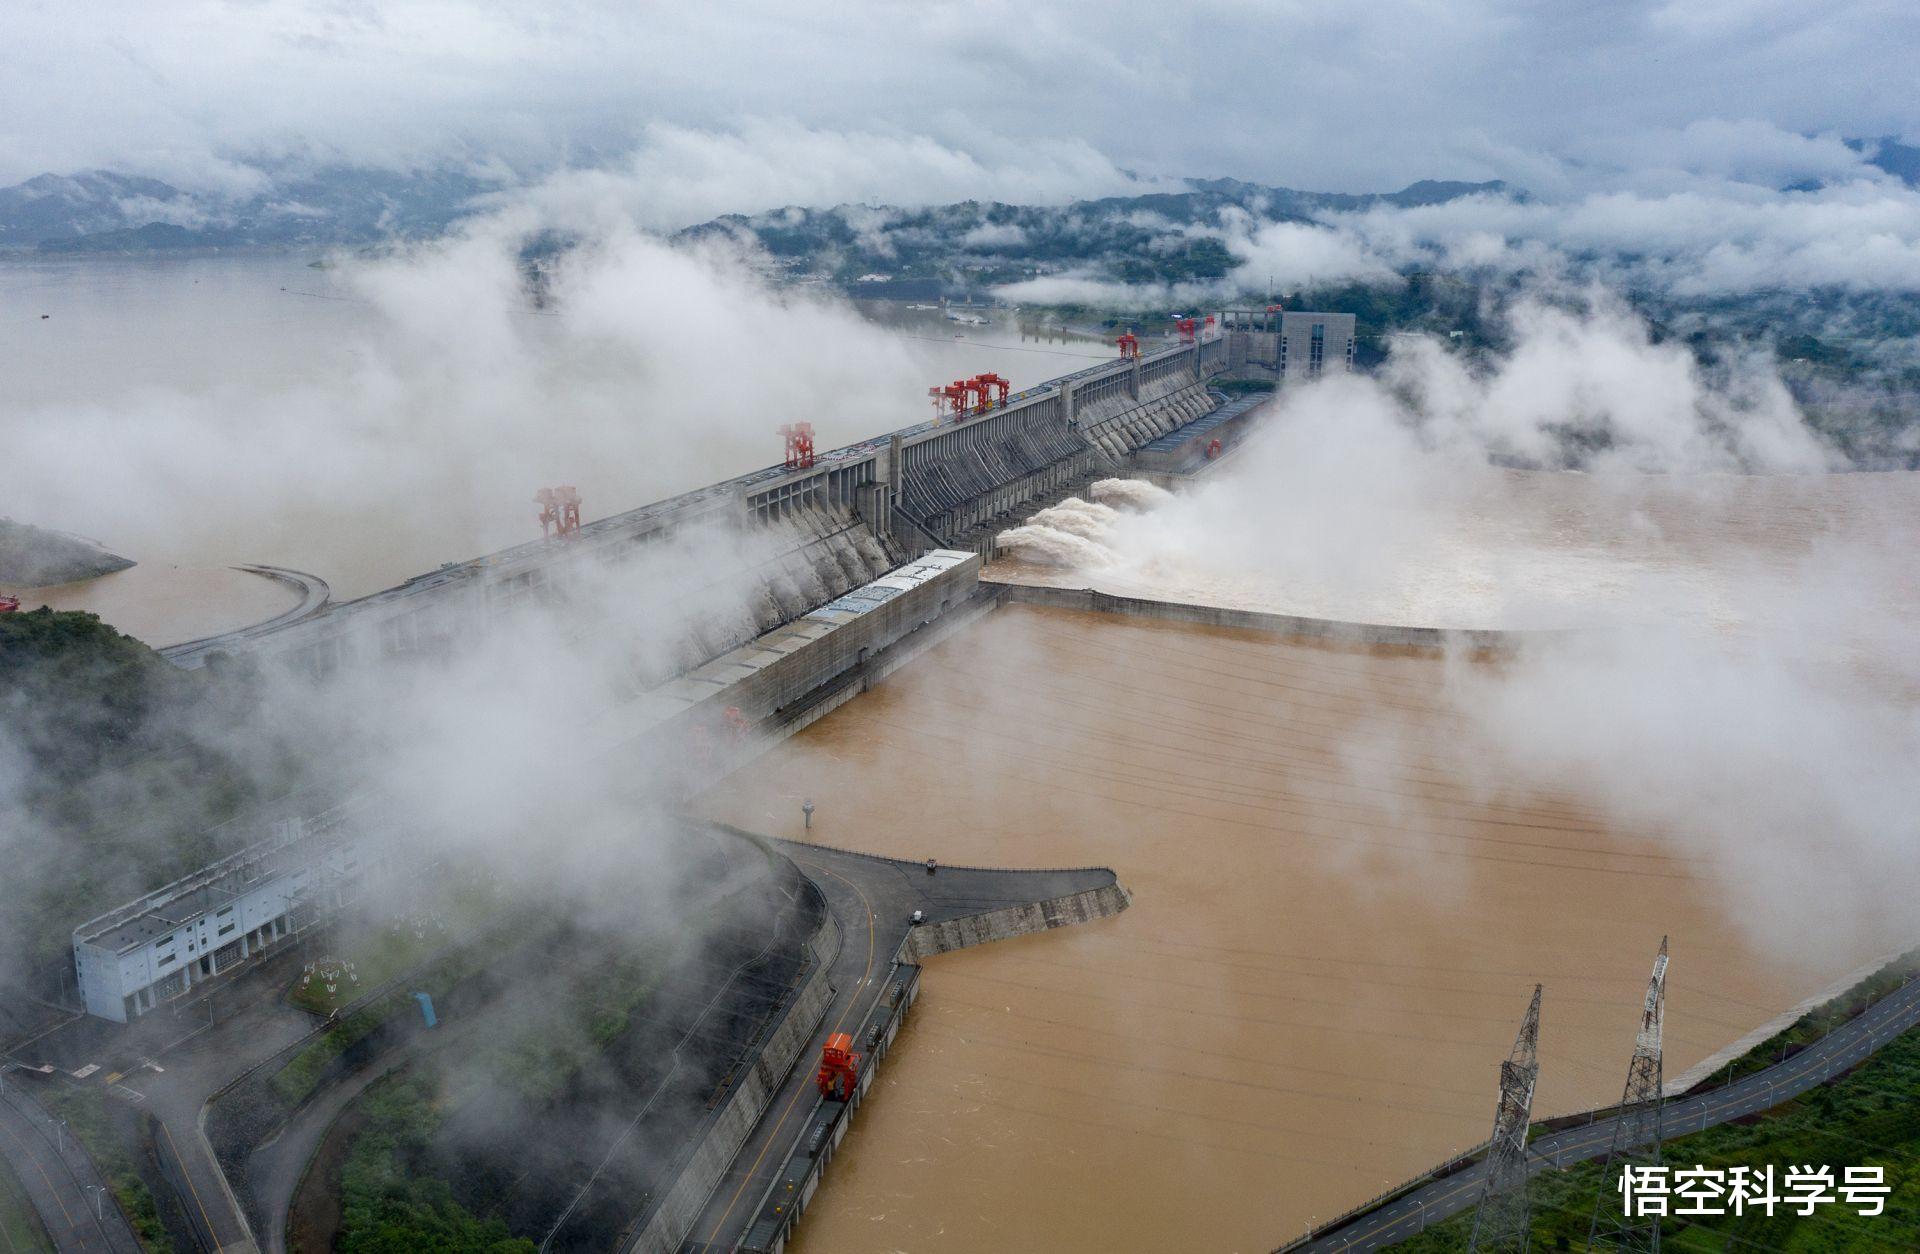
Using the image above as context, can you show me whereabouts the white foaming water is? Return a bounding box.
[1088,477,1174,510]
[1026,498,1119,539]
[995,480,1173,566]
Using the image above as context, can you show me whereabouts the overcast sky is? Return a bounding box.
[6,0,1916,203]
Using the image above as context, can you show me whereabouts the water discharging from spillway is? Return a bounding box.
[697,607,1908,1253]
[993,477,1173,569]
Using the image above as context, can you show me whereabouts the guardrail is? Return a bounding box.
[1272,1138,1492,1253]
[736,963,926,1253]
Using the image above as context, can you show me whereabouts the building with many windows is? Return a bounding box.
[72,802,373,1022]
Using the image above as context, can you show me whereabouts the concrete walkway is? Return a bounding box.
[160,566,331,669]
[1282,974,1920,1252]
[0,1077,141,1254]
[681,836,1122,1253]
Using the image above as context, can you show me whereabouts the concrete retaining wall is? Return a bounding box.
[737,965,924,1254]
[591,551,983,773]
[904,883,1132,960]
[623,910,842,1254]
[987,581,1557,656]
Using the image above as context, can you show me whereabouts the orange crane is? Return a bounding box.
[781,422,816,470]
[0,594,18,614]
[535,486,582,541]
[1174,317,1197,343]
[1116,332,1139,359]
[928,379,971,419]
[971,372,1011,409]
[817,1033,861,1101]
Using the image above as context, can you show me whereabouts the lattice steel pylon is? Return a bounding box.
[1469,983,1543,1254]
[1588,936,1669,1253]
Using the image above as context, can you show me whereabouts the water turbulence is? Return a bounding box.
[1087,476,1174,511]
[994,477,1169,567]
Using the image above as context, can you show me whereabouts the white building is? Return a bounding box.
[72,804,372,1022]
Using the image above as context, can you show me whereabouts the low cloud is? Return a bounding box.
[1,212,932,594]
[498,121,1170,233]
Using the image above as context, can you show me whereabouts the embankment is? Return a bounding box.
[985,580,1551,655]
[624,909,840,1254]
[904,883,1132,960]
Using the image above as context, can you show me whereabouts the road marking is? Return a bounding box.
[156,1119,220,1251]
[700,858,880,1248]
[0,1112,86,1249]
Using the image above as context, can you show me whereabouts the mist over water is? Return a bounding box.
[0,248,1085,609]
[990,298,1920,966]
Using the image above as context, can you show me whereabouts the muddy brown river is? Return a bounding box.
[698,606,1904,1253]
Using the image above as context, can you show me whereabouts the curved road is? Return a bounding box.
[1283,974,1920,1251]
[159,565,331,669]
[0,1078,141,1254]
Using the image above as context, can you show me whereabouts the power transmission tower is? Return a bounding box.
[1588,936,1669,1253]
[1469,983,1543,1254]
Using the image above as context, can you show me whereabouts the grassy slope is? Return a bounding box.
[32,1087,172,1253]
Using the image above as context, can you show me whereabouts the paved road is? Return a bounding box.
[682,836,1118,1253]
[128,975,320,1254]
[0,1078,141,1254]
[1285,975,1920,1252]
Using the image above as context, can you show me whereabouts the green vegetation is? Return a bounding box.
[274,934,496,1106]
[0,1153,54,1253]
[0,609,302,994]
[1398,1020,1920,1251]
[337,1075,533,1254]
[288,878,505,1015]
[484,941,669,1104]
[33,1085,173,1252]
[1714,949,1920,1087]
[273,999,405,1106]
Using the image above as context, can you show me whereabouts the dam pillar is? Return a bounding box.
[1128,357,1142,399]
[1060,379,1077,430]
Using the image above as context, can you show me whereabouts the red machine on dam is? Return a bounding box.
[928,372,1011,422]
[816,1032,862,1101]
[535,486,582,541]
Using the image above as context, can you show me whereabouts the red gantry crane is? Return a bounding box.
[1116,332,1139,359]
[535,486,582,542]
[928,379,972,420]
[781,422,816,470]
[971,372,1010,410]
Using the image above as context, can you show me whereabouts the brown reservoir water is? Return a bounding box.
[697,606,1902,1254]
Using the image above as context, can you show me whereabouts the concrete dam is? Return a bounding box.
[41,328,1269,1253]
[35,308,1917,1254]
[163,332,1234,679]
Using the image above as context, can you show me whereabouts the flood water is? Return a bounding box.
[993,463,1920,634]
[696,607,1901,1253]
[18,563,300,647]
[0,253,1109,640]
